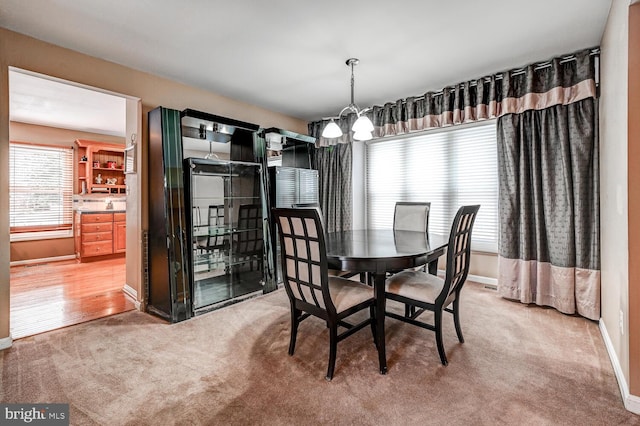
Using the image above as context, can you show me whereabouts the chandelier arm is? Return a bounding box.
[338,105,360,118]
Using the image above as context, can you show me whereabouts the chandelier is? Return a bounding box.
[321,58,374,141]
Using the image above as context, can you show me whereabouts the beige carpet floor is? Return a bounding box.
[1,282,638,425]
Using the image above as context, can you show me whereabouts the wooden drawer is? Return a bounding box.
[82,222,113,233]
[114,212,126,222]
[81,213,113,224]
[81,240,113,257]
[81,231,113,243]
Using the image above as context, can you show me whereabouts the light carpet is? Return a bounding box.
[1,283,638,425]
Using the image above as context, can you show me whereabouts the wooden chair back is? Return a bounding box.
[439,205,480,305]
[273,207,334,315]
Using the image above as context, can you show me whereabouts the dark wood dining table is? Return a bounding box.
[325,229,448,374]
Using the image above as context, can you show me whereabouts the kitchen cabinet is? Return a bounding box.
[74,211,126,262]
[113,212,126,253]
[75,139,126,194]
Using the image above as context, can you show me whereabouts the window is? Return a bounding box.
[10,142,74,235]
[365,121,498,252]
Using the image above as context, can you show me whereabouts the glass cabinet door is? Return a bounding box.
[187,159,265,313]
[228,162,264,299]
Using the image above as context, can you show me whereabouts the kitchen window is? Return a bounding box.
[365,120,498,253]
[9,142,74,239]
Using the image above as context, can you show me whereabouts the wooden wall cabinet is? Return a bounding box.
[75,139,126,194]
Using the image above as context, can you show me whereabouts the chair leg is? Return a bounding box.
[369,305,377,346]
[404,304,418,318]
[404,304,417,318]
[326,323,338,381]
[434,309,448,366]
[288,308,301,356]
[452,298,464,343]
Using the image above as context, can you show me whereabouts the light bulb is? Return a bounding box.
[321,120,343,138]
[353,130,373,141]
[352,115,374,133]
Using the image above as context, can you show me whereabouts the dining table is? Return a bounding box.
[325,229,448,374]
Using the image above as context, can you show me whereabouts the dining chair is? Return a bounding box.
[273,207,377,381]
[234,203,263,271]
[194,205,229,270]
[388,202,432,282]
[206,204,228,252]
[393,202,430,233]
[385,204,480,366]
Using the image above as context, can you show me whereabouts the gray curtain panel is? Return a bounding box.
[310,143,352,233]
[497,98,600,320]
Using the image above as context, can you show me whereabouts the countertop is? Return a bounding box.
[75,209,126,213]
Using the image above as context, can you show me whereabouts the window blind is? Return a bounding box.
[365,121,498,252]
[9,143,74,232]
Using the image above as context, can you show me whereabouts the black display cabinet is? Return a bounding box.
[147,107,272,322]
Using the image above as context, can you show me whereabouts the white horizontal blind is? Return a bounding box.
[366,121,498,252]
[10,143,74,232]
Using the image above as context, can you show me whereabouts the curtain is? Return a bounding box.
[310,143,352,232]
[309,48,599,145]
[497,97,600,321]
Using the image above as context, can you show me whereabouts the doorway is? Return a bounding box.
[8,68,142,339]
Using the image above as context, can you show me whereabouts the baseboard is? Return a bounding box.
[599,318,640,414]
[10,254,77,267]
[123,284,141,310]
[467,273,497,288]
[0,335,13,351]
[437,270,497,288]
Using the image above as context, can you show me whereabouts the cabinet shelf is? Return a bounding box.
[93,184,126,189]
[75,139,126,195]
[93,167,125,171]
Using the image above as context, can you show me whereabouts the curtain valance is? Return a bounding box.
[309,47,599,146]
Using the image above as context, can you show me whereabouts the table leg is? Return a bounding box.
[428,259,438,275]
[374,267,387,374]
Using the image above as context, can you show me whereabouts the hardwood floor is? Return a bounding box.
[10,257,135,340]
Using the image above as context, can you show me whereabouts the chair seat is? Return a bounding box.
[329,276,374,313]
[385,270,444,304]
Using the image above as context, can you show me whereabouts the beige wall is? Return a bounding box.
[600,0,640,400]
[469,253,497,280]
[9,122,125,262]
[600,0,630,382]
[627,1,640,395]
[10,121,124,146]
[0,28,308,342]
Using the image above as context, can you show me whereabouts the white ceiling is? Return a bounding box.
[9,69,127,136]
[0,0,612,129]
